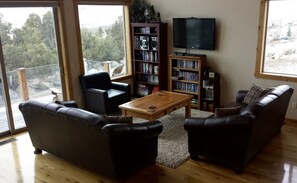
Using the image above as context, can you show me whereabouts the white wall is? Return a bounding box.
[148,0,297,119]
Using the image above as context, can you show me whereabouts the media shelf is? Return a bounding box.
[169,55,206,109]
[132,23,167,96]
[202,72,220,112]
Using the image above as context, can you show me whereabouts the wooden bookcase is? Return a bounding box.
[202,72,220,112]
[169,55,206,109]
[131,23,167,96]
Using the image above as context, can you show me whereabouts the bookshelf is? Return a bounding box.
[131,23,168,96]
[169,55,206,109]
[202,72,220,112]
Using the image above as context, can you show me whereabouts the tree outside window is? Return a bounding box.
[78,5,128,78]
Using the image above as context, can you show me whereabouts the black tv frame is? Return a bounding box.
[173,17,216,51]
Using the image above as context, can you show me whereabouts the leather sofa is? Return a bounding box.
[80,72,131,114]
[19,100,163,180]
[184,85,293,173]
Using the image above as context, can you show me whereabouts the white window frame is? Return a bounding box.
[255,0,297,82]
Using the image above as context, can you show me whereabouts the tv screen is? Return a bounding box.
[173,18,216,50]
[173,18,187,48]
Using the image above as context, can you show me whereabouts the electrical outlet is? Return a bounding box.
[292,102,297,109]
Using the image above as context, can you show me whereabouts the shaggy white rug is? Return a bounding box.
[133,108,213,168]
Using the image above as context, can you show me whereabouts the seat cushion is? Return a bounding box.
[107,89,129,102]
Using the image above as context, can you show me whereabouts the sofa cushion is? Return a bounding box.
[57,107,109,128]
[214,106,241,117]
[243,84,270,104]
[103,115,133,124]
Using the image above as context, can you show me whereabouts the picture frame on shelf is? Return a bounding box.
[139,36,149,50]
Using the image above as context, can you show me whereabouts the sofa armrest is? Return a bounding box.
[111,81,130,92]
[236,90,249,103]
[85,88,107,100]
[102,121,162,178]
[184,115,254,173]
[184,115,253,133]
[102,121,163,140]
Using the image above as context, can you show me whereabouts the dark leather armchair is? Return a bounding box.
[184,85,293,173]
[80,72,131,114]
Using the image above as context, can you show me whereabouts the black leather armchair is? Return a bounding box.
[184,85,293,173]
[80,72,131,114]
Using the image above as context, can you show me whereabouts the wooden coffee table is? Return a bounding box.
[119,91,193,121]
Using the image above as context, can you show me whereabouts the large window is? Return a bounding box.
[255,0,297,82]
[77,4,130,78]
[0,2,65,135]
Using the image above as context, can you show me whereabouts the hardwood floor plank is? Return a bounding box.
[1,120,297,183]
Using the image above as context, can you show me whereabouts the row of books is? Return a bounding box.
[137,63,158,74]
[139,75,159,84]
[173,81,198,93]
[173,71,198,81]
[176,60,199,69]
[135,50,158,62]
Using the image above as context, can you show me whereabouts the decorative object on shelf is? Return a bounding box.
[131,0,161,23]
[144,5,161,23]
[151,36,158,50]
[139,36,149,50]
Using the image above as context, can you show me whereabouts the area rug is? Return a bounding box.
[133,108,213,168]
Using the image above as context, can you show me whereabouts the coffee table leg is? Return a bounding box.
[185,100,191,118]
[121,109,127,115]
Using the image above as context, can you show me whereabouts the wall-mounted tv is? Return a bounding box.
[173,18,216,50]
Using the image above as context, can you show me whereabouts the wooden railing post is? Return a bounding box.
[18,68,29,101]
[103,61,110,74]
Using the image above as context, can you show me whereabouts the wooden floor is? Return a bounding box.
[1,119,297,183]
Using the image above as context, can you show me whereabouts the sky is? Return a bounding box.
[0,5,123,29]
[0,7,51,28]
[268,1,297,23]
[78,5,123,28]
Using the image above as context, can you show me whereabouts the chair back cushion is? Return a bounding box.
[80,72,112,90]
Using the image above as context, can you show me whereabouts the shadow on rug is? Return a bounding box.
[133,108,213,168]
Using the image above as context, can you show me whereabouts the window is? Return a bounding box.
[76,4,131,79]
[0,1,66,134]
[255,0,297,82]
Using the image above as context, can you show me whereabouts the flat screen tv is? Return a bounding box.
[173,18,216,50]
